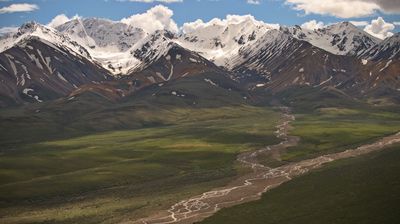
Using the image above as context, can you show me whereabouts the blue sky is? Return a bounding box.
[0,0,399,36]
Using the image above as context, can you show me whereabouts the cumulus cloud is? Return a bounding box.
[121,0,182,3]
[247,0,260,4]
[182,14,279,34]
[364,17,395,39]
[285,0,400,18]
[285,0,381,18]
[47,14,70,28]
[301,20,325,30]
[0,3,39,14]
[121,5,178,33]
[360,0,400,14]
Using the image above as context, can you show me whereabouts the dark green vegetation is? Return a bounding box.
[282,106,400,162]
[0,104,281,224]
[201,143,400,224]
[0,74,282,223]
[1,78,399,224]
[0,73,247,149]
[256,86,400,166]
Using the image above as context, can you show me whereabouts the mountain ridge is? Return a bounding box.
[0,18,399,107]
[2,18,392,75]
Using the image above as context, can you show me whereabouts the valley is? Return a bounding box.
[0,5,400,224]
[1,100,399,224]
[0,106,281,224]
[201,143,400,224]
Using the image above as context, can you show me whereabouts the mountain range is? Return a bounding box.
[0,17,399,107]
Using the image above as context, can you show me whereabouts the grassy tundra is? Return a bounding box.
[0,106,280,224]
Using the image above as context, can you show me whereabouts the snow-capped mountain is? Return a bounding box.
[231,29,300,81]
[0,20,227,106]
[230,29,362,91]
[54,18,215,76]
[57,18,147,52]
[53,15,276,75]
[0,22,92,59]
[130,30,177,72]
[176,15,279,68]
[0,18,387,76]
[56,18,148,75]
[281,22,380,57]
[221,21,399,93]
[0,17,399,107]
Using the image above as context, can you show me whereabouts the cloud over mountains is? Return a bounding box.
[285,0,400,18]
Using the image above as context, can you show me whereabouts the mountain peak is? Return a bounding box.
[18,21,38,32]
[335,21,356,28]
[15,21,50,38]
[324,21,367,35]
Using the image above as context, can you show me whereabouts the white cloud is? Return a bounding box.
[121,5,178,33]
[364,17,395,39]
[0,26,18,35]
[122,0,182,3]
[247,0,260,4]
[285,0,381,18]
[394,22,400,26]
[301,20,325,30]
[350,21,369,26]
[360,0,400,14]
[0,3,39,14]
[47,14,70,28]
[181,19,204,33]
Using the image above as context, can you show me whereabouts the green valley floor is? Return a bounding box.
[201,143,400,224]
[0,102,400,224]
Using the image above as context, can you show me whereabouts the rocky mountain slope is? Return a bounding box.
[0,23,112,107]
[231,29,362,92]
[176,15,277,68]
[0,18,399,107]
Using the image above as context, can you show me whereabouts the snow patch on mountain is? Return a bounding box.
[23,88,42,102]
[364,33,400,61]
